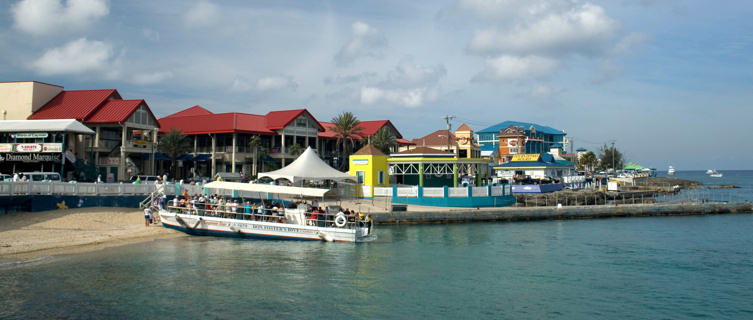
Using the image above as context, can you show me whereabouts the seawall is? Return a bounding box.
[371,202,753,224]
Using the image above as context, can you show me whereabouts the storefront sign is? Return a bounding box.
[0,153,62,163]
[0,144,12,152]
[352,159,369,165]
[15,143,42,153]
[104,157,121,165]
[14,133,48,139]
[133,139,148,148]
[511,154,540,162]
[42,143,63,153]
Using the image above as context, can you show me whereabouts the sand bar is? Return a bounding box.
[0,207,183,260]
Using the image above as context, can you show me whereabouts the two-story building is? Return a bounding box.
[476,121,567,164]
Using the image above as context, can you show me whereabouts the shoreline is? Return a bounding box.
[0,207,184,262]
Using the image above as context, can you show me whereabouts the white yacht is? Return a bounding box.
[668,166,676,175]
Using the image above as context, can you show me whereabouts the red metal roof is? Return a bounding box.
[265,109,323,131]
[87,99,145,123]
[163,105,213,118]
[396,138,414,146]
[394,146,452,155]
[28,89,120,121]
[158,112,274,135]
[411,130,457,147]
[318,120,404,140]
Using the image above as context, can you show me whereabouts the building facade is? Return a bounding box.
[476,121,567,164]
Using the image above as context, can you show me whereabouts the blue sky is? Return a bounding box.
[2,0,752,169]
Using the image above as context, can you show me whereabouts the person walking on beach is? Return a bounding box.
[144,207,152,226]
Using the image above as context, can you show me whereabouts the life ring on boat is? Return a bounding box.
[334,214,347,228]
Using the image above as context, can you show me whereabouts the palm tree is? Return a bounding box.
[330,112,363,170]
[158,129,192,178]
[371,127,397,154]
[248,135,261,176]
[288,143,303,158]
[578,151,597,172]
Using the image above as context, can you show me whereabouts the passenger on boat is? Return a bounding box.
[347,209,356,222]
[308,208,318,226]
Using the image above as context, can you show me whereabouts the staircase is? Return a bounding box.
[140,184,165,209]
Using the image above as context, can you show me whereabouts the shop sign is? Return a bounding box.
[0,153,62,163]
[14,133,48,139]
[511,154,540,162]
[0,144,12,152]
[104,157,121,165]
[15,143,42,153]
[352,159,369,165]
[42,143,63,153]
[133,139,148,148]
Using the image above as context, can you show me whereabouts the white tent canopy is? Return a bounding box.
[258,147,355,183]
[0,119,94,134]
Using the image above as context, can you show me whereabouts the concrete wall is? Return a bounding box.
[0,81,63,120]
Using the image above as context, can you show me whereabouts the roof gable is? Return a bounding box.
[158,112,274,135]
[394,146,452,155]
[265,109,323,131]
[28,89,120,121]
[353,144,386,156]
[411,130,456,146]
[87,100,142,123]
[455,123,472,132]
[163,105,213,118]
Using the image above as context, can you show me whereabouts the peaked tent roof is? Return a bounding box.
[257,147,355,182]
[28,89,120,121]
[0,119,94,134]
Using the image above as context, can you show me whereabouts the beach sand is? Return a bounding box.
[0,207,183,260]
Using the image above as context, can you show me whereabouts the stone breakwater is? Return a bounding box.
[371,202,753,224]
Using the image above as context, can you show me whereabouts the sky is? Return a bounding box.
[1,0,752,170]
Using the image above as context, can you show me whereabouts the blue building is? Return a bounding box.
[476,121,567,163]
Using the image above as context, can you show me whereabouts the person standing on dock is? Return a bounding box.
[144,207,152,227]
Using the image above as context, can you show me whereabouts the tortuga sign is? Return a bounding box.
[15,143,42,152]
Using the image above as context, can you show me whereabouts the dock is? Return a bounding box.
[370,202,753,224]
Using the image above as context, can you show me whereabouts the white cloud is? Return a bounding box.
[183,0,219,28]
[468,3,618,56]
[473,55,559,81]
[360,87,437,108]
[610,32,651,56]
[335,21,388,66]
[358,60,446,108]
[11,0,109,36]
[256,76,298,91]
[142,28,160,42]
[31,38,114,75]
[131,71,173,85]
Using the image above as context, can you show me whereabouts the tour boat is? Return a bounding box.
[668,166,676,175]
[157,181,375,242]
[708,170,723,178]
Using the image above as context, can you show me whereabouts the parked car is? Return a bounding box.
[21,172,62,182]
[129,175,160,183]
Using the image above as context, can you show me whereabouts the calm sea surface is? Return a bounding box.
[1,171,752,319]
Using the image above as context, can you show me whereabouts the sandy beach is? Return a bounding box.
[0,207,183,260]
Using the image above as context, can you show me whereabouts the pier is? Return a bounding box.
[370,202,753,224]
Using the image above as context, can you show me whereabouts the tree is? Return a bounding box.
[330,112,363,170]
[371,127,398,154]
[248,135,261,176]
[288,143,303,157]
[578,151,597,172]
[598,144,624,171]
[158,129,192,178]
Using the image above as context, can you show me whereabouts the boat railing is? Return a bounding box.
[164,205,368,229]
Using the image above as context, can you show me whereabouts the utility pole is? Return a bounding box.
[611,140,615,170]
[442,115,455,154]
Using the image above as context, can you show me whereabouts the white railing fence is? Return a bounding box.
[0,181,206,197]
[423,187,444,198]
[369,185,509,198]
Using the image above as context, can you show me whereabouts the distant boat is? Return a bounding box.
[706,169,714,174]
[668,166,676,175]
[709,170,723,178]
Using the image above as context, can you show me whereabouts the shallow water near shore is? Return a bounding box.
[2,212,753,319]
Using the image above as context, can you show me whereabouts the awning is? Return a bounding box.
[176,154,193,161]
[140,153,169,160]
[204,181,329,198]
[192,154,211,162]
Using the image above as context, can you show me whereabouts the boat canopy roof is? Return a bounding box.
[203,181,329,198]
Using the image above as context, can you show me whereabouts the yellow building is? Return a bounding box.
[349,144,388,196]
[0,81,63,120]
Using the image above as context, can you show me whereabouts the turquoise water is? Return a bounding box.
[2,213,753,319]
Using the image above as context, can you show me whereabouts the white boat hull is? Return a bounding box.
[159,210,375,242]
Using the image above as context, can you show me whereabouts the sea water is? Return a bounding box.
[1,171,752,319]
